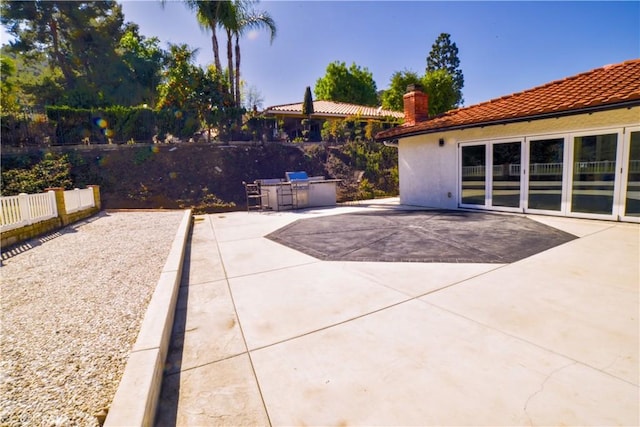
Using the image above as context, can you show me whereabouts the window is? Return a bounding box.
[461,144,486,205]
[528,138,564,211]
[571,133,617,215]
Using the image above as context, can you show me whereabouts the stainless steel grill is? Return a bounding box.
[285,171,309,208]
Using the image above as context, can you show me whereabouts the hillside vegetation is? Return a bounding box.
[1,142,398,213]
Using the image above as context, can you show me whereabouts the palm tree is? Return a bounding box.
[219,0,275,108]
[179,0,276,109]
[178,0,230,72]
[218,3,236,104]
[232,7,276,107]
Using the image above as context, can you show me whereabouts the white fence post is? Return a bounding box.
[18,193,32,226]
[49,190,58,217]
[75,188,81,213]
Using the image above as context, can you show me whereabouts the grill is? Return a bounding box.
[248,171,338,211]
[285,171,310,208]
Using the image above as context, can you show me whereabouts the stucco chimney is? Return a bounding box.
[403,84,428,126]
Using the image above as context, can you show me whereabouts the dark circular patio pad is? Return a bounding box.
[266,210,577,263]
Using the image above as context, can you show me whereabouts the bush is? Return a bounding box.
[1,152,73,195]
[46,106,159,144]
[46,106,93,145]
[1,113,55,147]
[155,108,199,140]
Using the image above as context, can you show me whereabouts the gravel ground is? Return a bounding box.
[0,210,187,426]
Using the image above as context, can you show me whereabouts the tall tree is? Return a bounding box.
[231,4,275,107]
[155,44,204,137]
[197,65,238,142]
[0,1,136,107]
[179,0,228,72]
[315,61,378,106]
[421,69,458,115]
[181,0,275,108]
[1,1,125,89]
[380,70,422,111]
[219,3,236,106]
[0,56,19,113]
[1,1,75,88]
[301,85,314,141]
[118,23,166,107]
[426,33,464,106]
[302,86,314,116]
[156,43,242,139]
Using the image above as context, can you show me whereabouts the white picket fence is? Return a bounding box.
[1,191,58,232]
[63,188,95,214]
[0,188,95,233]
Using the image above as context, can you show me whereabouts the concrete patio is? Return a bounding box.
[155,200,639,426]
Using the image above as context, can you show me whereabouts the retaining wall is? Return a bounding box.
[1,186,101,249]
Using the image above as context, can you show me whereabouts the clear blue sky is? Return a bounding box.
[4,1,640,110]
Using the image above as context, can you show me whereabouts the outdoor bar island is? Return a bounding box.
[258,172,341,211]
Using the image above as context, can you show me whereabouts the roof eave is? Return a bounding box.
[375,100,640,142]
[263,110,403,120]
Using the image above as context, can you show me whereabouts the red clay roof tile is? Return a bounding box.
[377,59,640,140]
[264,100,403,120]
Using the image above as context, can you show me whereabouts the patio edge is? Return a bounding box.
[104,209,192,427]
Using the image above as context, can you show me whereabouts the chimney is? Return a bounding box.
[403,84,428,126]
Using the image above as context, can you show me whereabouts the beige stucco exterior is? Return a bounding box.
[398,106,640,218]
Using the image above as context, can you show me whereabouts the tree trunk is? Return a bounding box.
[226,29,234,105]
[212,30,222,72]
[49,17,74,90]
[234,35,241,109]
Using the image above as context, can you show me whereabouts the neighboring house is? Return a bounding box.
[262,100,403,142]
[375,59,640,222]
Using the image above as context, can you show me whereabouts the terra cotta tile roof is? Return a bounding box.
[264,100,404,119]
[376,59,640,140]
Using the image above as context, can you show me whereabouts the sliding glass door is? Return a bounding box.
[461,144,486,206]
[570,133,618,215]
[527,138,565,212]
[491,141,522,208]
[621,129,640,221]
[459,128,636,221]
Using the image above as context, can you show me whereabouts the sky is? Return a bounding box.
[3,1,640,110]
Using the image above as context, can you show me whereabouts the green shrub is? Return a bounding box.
[47,105,159,144]
[1,152,73,195]
[46,106,92,145]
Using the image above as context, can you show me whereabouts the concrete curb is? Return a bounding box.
[104,209,192,427]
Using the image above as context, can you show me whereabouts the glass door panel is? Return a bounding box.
[571,133,617,215]
[625,131,640,217]
[461,144,486,205]
[528,138,564,211]
[491,141,521,207]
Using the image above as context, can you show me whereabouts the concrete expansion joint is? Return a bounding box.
[207,215,273,426]
[248,296,421,353]
[247,264,509,353]
[424,299,637,388]
[168,351,250,378]
[225,260,321,280]
[413,264,507,299]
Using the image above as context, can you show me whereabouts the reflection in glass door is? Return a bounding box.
[571,133,618,215]
[461,144,486,205]
[491,142,521,208]
[625,131,640,217]
[528,138,564,211]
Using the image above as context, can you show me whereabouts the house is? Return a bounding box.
[262,100,403,142]
[375,59,640,222]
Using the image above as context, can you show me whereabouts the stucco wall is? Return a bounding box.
[398,106,640,209]
[399,134,458,208]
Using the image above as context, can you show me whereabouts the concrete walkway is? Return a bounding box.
[156,201,639,426]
